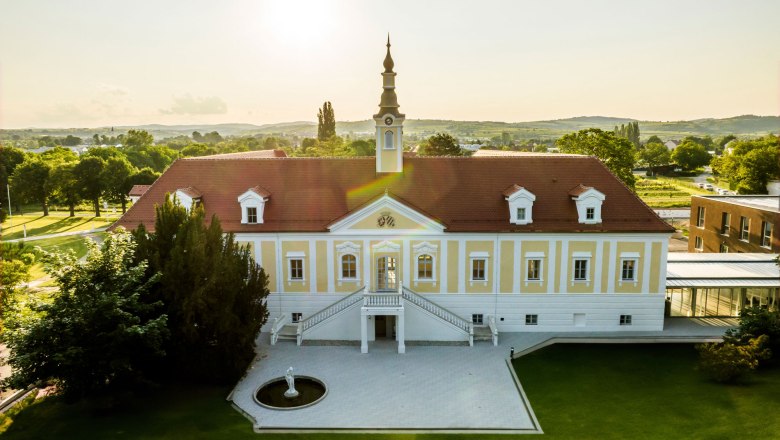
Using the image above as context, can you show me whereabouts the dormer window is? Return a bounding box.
[175,187,202,212]
[503,184,536,225]
[569,184,606,224]
[238,186,271,225]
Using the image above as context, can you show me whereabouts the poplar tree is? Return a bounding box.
[317,101,336,141]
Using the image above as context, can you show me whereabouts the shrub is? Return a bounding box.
[697,335,770,383]
[724,306,780,361]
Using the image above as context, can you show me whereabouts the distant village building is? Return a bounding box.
[128,185,151,204]
[664,140,679,151]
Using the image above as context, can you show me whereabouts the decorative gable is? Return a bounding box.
[503,184,536,225]
[327,193,445,235]
[175,187,202,211]
[237,186,270,224]
[569,184,606,224]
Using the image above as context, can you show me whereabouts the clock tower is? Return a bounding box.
[374,35,405,173]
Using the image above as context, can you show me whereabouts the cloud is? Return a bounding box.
[160,94,228,115]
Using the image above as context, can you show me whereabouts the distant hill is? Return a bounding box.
[2,115,777,142]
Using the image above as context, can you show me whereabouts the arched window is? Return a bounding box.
[417,254,433,280]
[341,254,357,280]
[384,130,394,149]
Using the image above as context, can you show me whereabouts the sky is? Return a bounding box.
[1,0,779,128]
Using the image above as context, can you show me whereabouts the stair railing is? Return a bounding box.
[296,285,366,345]
[270,314,288,345]
[400,286,473,335]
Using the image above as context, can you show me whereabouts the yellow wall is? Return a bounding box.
[649,242,662,293]
[465,241,493,293]
[281,241,309,292]
[261,241,277,292]
[522,241,549,293]
[500,241,514,293]
[378,128,399,172]
[447,240,459,294]
[614,242,645,293]
[568,241,597,293]
[554,241,562,292]
[316,240,328,293]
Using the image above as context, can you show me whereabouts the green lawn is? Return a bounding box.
[514,344,780,439]
[26,234,102,280]
[1,212,117,241]
[3,344,778,439]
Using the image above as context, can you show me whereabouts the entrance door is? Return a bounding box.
[374,315,396,339]
[376,256,397,291]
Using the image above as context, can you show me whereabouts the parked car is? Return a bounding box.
[697,183,705,188]
[704,184,714,191]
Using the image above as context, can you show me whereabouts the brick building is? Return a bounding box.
[689,195,779,253]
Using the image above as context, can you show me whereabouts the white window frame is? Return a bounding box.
[472,314,484,326]
[286,251,305,282]
[694,236,703,251]
[761,221,773,248]
[238,188,269,224]
[619,252,640,285]
[417,254,434,281]
[719,243,729,253]
[720,212,730,236]
[524,252,545,283]
[740,216,750,241]
[586,207,595,220]
[336,241,361,283]
[413,241,438,284]
[246,206,258,224]
[571,252,591,284]
[291,312,303,323]
[525,314,538,325]
[619,314,632,325]
[469,251,489,282]
[340,253,358,281]
[696,206,705,228]
[384,130,394,150]
[517,207,527,222]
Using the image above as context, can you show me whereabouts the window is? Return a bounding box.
[762,221,773,248]
[527,259,542,281]
[472,314,484,326]
[573,259,589,281]
[621,259,637,281]
[472,259,486,281]
[246,207,257,224]
[516,207,526,221]
[505,186,536,225]
[719,243,728,253]
[341,254,357,279]
[696,206,705,227]
[586,207,595,220]
[740,216,750,241]
[289,258,304,281]
[417,254,433,280]
[694,236,703,251]
[525,314,538,325]
[384,130,394,149]
[720,212,730,235]
[291,312,302,323]
[619,315,632,325]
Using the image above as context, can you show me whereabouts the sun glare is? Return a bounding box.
[260,0,336,47]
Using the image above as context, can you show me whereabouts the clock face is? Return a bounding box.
[384,117,393,126]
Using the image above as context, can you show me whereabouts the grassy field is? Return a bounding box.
[25,234,103,280]
[1,212,116,241]
[515,344,780,439]
[635,176,711,208]
[2,344,778,439]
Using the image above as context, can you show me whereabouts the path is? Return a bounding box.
[2,227,108,243]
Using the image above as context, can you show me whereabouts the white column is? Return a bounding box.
[440,240,448,293]
[361,312,369,353]
[607,239,617,293]
[363,240,371,290]
[559,240,568,293]
[458,239,466,293]
[403,239,411,289]
[397,312,405,354]
[309,240,317,294]
[594,239,604,293]
[326,239,334,293]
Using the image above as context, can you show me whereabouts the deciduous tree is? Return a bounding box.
[418,133,463,156]
[639,142,671,176]
[10,157,53,215]
[556,128,637,189]
[101,156,136,213]
[671,140,711,171]
[317,101,336,141]
[75,156,106,216]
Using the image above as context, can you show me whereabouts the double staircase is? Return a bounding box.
[270,284,499,347]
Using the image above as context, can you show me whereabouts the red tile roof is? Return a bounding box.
[502,184,524,198]
[568,184,592,197]
[248,185,271,199]
[176,186,202,198]
[187,149,287,160]
[128,184,151,196]
[112,156,673,234]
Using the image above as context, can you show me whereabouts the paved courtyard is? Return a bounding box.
[230,318,733,433]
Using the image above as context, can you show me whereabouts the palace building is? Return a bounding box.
[114,39,676,353]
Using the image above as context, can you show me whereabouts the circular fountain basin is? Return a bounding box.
[254,376,327,410]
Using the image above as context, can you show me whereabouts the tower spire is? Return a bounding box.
[383,33,394,73]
